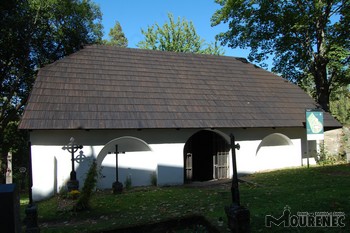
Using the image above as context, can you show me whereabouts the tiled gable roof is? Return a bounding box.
[19,45,340,130]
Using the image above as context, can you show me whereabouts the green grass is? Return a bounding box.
[239,164,350,232]
[20,164,350,232]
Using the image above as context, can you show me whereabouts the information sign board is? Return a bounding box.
[306,109,324,140]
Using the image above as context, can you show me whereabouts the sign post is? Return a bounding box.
[305,109,324,167]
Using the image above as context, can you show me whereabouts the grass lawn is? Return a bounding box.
[20,164,350,232]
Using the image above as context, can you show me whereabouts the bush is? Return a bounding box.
[317,144,346,166]
[68,190,80,200]
[74,159,98,211]
[124,174,132,190]
[150,172,157,186]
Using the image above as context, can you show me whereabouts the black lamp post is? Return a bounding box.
[62,137,83,191]
[225,134,250,233]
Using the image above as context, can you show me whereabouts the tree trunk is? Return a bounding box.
[312,55,330,112]
[312,7,332,112]
[317,85,330,112]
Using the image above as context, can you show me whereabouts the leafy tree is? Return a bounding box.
[211,0,350,112]
[0,0,102,182]
[330,86,350,125]
[103,21,128,47]
[29,0,103,64]
[138,13,224,55]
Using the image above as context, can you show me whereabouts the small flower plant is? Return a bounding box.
[68,189,80,199]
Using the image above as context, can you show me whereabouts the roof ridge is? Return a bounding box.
[86,44,245,60]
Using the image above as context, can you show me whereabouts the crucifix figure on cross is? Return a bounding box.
[62,137,83,191]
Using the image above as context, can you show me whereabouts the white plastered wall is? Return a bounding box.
[98,150,157,189]
[152,143,185,186]
[29,127,310,201]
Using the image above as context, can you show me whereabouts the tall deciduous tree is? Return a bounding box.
[211,0,350,112]
[138,13,224,55]
[103,21,128,47]
[0,0,102,182]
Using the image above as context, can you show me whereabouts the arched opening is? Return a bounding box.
[256,133,293,155]
[255,133,297,171]
[96,136,153,189]
[184,130,230,183]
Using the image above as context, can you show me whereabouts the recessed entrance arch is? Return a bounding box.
[184,130,230,183]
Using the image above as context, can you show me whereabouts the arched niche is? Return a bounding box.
[96,136,152,179]
[255,133,298,172]
[256,133,293,155]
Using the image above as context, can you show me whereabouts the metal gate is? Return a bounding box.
[185,153,193,181]
[213,152,229,179]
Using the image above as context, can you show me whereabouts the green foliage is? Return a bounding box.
[211,0,350,111]
[150,172,157,186]
[0,0,102,181]
[103,21,128,47]
[1,0,103,125]
[330,86,350,125]
[1,0,35,133]
[28,0,103,62]
[74,159,98,211]
[68,190,80,200]
[138,13,224,55]
[317,143,346,166]
[124,174,132,190]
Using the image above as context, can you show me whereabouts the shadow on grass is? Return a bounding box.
[100,215,220,233]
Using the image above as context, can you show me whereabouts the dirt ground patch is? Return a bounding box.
[101,215,220,233]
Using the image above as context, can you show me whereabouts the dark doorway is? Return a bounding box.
[184,130,230,183]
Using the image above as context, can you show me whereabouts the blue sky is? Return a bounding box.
[93,0,250,59]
